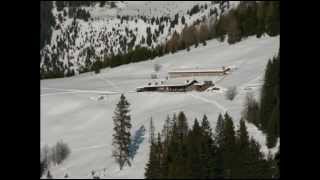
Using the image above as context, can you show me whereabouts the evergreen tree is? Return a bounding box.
[177,111,189,140]
[161,115,172,148]
[149,117,155,144]
[112,94,132,170]
[266,101,279,148]
[47,170,53,179]
[186,119,204,178]
[213,113,225,178]
[237,118,249,149]
[201,114,212,137]
[260,60,274,131]
[214,113,225,147]
[256,1,266,38]
[223,112,236,178]
[145,133,162,179]
[234,118,250,178]
[243,92,260,127]
[265,2,280,36]
[274,147,280,178]
[181,16,185,25]
[200,115,216,178]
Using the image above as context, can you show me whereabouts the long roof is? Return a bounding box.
[169,67,230,73]
[138,79,199,89]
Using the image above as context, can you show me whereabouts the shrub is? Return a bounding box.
[151,73,158,79]
[154,63,162,72]
[225,86,238,100]
[242,92,260,126]
[54,140,71,164]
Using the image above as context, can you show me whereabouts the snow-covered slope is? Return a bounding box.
[41,35,279,178]
[40,1,239,76]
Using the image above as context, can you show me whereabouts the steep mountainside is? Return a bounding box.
[40,1,241,78]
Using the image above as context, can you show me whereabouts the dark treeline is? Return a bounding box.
[243,51,280,148]
[145,111,279,179]
[40,1,56,50]
[144,51,280,178]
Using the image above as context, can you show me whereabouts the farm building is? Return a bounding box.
[168,66,231,78]
[136,79,214,92]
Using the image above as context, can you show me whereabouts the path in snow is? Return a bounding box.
[188,93,227,113]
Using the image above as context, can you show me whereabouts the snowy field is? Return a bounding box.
[41,35,280,178]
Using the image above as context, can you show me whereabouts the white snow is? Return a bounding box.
[41,35,280,178]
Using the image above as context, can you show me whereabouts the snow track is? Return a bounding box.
[188,93,227,113]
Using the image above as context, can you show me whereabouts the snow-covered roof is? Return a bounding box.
[137,78,199,89]
[169,67,230,73]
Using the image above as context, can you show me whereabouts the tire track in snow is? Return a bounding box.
[97,75,123,92]
[41,87,119,96]
[188,93,227,113]
[72,144,109,152]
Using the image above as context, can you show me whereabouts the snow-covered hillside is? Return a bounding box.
[41,35,279,178]
[40,1,239,76]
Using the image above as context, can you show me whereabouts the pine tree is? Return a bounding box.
[186,119,204,178]
[234,118,250,178]
[243,92,260,127]
[223,112,236,178]
[201,114,212,137]
[200,115,216,178]
[260,60,274,132]
[47,170,53,179]
[274,147,280,178]
[237,118,249,149]
[112,94,132,170]
[181,16,185,25]
[213,113,225,178]
[214,113,224,147]
[266,101,279,148]
[177,111,189,140]
[149,117,155,144]
[145,133,162,179]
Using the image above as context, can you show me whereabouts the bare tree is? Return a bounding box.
[225,86,238,100]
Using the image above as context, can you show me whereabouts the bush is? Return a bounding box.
[54,140,71,164]
[41,140,71,166]
[225,86,237,100]
[151,73,158,79]
[242,92,260,126]
[154,63,162,72]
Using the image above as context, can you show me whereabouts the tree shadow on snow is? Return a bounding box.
[128,125,146,160]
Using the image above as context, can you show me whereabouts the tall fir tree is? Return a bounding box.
[234,118,250,178]
[112,94,132,170]
[214,113,225,147]
[213,113,225,178]
[200,115,216,178]
[223,112,236,178]
[177,111,189,140]
[201,114,212,137]
[149,117,155,144]
[186,118,204,178]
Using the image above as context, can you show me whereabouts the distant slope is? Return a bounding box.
[41,35,279,178]
[40,1,241,78]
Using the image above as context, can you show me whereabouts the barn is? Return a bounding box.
[168,67,231,78]
[136,79,213,92]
